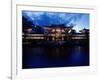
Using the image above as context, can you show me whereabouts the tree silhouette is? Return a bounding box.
[22,16,34,33]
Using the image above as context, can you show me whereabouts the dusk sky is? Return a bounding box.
[22,10,89,32]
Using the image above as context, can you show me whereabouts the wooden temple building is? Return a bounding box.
[44,24,73,41]
[23,24,89,41]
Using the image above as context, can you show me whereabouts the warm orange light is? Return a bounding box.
[56,29,61,32]
[27,28,32,33]
[52,29,55,32]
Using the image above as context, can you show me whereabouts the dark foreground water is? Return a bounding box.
[22,41,89,69]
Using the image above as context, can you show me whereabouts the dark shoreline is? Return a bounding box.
[23,39,89,47]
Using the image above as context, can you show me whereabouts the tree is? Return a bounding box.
[70,29,76,34]
[34,26,44,33]
[22,16,33,33]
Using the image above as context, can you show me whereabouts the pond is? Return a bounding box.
[22,43,89,69]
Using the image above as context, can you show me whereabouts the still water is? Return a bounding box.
[22,44,89,69]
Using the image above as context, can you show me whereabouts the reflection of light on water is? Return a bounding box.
[50,47,64,58]
[54,48,60,57]
[75,46,81,53]
[55,48,59,53]
[77,46,81,52]
[23,45,89,68]
[71,46,82,62]
[58,41,64,45]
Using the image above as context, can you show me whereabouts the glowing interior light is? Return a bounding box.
[56,29,61,32]
[52,29,55,32]
[68,30,71,33]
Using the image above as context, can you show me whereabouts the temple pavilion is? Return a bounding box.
[43,24,73,41]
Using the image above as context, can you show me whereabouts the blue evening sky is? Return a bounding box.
[22,10,89,32]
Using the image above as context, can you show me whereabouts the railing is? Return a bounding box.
[23,33,89,40]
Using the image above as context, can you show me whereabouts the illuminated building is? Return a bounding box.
[44,24,73,41]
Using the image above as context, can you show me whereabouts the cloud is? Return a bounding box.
[22,11,89,32]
